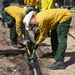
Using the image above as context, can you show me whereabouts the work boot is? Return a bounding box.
[41,51,55,58]
[47,61,66,70]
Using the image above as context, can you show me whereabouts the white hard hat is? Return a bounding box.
[23,11,34,30]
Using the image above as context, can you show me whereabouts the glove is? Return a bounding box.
[33,43,39,50]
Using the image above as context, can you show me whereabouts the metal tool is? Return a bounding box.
[24,29,42,75]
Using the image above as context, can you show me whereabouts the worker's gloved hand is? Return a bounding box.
[33,43,39,50]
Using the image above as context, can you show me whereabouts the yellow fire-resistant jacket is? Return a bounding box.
[4,6,27,37]
[35,9,72,44]
[41,0,56,11]
[24,0,36,6]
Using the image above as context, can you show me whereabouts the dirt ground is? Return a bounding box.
[0,11,75,75]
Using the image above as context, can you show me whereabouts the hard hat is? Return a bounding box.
[23,11,34,30]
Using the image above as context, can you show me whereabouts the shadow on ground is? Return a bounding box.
[0,50,26,57]
[39,51,75,67]
[65,52,75,67]
[0,49,75,69]
[41,43,51,46]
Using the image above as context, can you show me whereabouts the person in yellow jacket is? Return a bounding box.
[23,9,72,69]
[1,5,27,48]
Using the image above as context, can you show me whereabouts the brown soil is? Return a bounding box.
[0,11,75,75]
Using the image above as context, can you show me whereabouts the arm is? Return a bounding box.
[36,21,48,44]
[16,18,23,37]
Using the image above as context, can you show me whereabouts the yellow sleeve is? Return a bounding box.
[16,18,23,37]
[36,21,47,44]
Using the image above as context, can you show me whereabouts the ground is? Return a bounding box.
[0,11,75,75]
